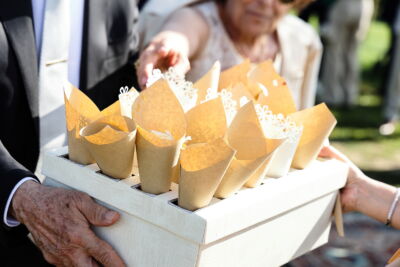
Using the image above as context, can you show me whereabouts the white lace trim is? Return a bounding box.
[119,86,138,118]
[255,104,302,143]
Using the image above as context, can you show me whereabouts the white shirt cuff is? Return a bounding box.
[3,177,38,227]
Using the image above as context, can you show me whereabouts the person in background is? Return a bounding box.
[138,0,322,111]
[299,0,336,28]
[379,4,400,136]
[0,0,139,265]
[319,0,374,107]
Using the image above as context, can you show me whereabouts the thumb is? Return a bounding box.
[78,195,120,226]
[173,54,191,75]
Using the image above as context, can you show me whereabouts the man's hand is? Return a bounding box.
[11,181,125,267]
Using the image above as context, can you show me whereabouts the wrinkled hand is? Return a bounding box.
[319,145,367,213]
[137,32,190,89]
[11,181,125,267]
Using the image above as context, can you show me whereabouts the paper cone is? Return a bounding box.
[136,127,185,193]
[288,103,337,169]
[334,194,345,237]
[119,87,140,118]
[132,79,187,194]
[218,59,251,91]
[226,83,254,108]
[186,97,227,145]
[81,115,137,179]
[179,138,236,211]
[98,100,121,118]
[216,101,284,194]
[228,101,283,159]
[194,61,221,104]
[214,153,272,198]
[244,157,272,188]
[251,60,297,115]
[265,131,302,178]
[388,249,400,264]
[244,138,284,188]
[64,83,100,164]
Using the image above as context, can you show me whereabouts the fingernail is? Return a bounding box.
[105,211,117,222]
[141,77,147,86]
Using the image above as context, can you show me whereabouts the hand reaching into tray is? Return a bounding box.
[319,146,400,229]
[137,31,191,89]
[10,181,125,267]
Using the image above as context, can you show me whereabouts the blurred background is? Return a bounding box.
[291,0,400,265]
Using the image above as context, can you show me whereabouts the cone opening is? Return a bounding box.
[95,170,123,182]
[169,198,196,213]
[131,184,172,196]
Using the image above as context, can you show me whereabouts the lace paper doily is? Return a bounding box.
[255,104,302,143]
[119,86,138,118]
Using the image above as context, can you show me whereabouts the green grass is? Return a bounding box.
[358,21,391,71]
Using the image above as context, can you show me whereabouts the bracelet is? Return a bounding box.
[386,188,400,226]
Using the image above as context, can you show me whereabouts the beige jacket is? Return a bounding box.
[276,15,323,110]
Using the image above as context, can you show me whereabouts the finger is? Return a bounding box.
[142,61,155,87]
[320,146,348,162]
[157,44,170,57]
[84,232,125,267]
[31,230,64,266]
[173,54,191,75]
[70,249,100,267]
[77,193,120,227]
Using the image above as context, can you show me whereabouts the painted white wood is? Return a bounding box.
[42,147,348,267]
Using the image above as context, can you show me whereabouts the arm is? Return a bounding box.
[0,139,125,266]
[137,7,209,88]
[299,32,322,110]
[320,146,400,229]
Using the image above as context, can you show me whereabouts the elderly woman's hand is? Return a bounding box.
[137,31,191,89]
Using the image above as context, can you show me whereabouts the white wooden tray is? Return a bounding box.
[42,147,347,267]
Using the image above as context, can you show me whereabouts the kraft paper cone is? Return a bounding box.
[186,97,227,145]
[244,138,284,188]
[119,87,140,118]
[64,83,100,164]
[132,79,187,194]
[334,194,345,237]
[218,59,251,91]
[219,101,284,193]
[136,127,185,193]
[214,153,272,198]
[244,156,274,188]
[194,61,221,104]
[227,83,254,108]
[288,103,337,169]
[251,60,297,115]
[228,101,283,159]
[179,138,236,211]
[81,115,137,179]
[388,249,400,264]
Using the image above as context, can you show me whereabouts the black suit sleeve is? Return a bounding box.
[0,139,39,227]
